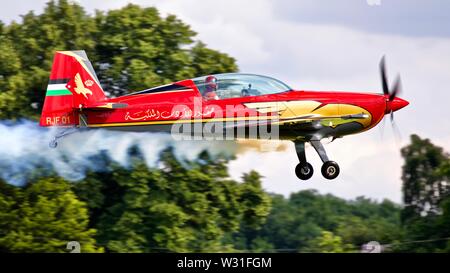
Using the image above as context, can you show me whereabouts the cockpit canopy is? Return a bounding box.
[193,73,292,99]
[131,73,292,100]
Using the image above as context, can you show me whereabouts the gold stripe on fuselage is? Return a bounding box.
[87,101,371,128]
[87,116,280,128]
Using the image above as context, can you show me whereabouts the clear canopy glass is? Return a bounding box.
[192,73,292,100]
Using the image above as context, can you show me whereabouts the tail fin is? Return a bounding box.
[40,50,107,127]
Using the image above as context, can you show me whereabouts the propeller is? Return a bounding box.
[380,56,402,104]
[379,56,404,142]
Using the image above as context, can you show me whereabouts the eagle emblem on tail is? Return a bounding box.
[74,73,93,98]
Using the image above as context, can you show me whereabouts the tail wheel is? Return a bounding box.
[295,162,314,180]
[49,139,58,149]
[321,161,340,180]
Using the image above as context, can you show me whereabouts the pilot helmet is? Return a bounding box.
[205,75,218,92]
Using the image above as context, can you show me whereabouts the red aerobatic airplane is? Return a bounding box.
[40,50,409,180]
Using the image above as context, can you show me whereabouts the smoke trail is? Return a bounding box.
[236,139,291,153]
[0,120,240,185]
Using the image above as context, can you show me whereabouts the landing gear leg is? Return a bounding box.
[49,127,80,148]
[310,140,340,180]
[294,141,314,180]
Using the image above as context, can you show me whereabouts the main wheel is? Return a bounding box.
[295,162,314,180]
[321,161,340,180]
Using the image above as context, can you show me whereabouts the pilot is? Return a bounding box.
[203,75,219,101]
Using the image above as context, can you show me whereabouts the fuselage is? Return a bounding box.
[80,75,408,141]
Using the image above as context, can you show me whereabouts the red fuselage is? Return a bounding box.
[77,78,408,141]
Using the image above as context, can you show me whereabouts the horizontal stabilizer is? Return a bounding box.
[82,103,128,110]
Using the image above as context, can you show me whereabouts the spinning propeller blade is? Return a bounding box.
[379,56,404,141]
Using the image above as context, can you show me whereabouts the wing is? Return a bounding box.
[277,113,369,124]
[82,102,128,110]
[243,101,372,129]
[222,113,369,131]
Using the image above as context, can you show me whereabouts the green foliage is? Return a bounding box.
[0,0,238,119]
[0,177,102,252]
[396,135,450,252]
[401,134,449,218]
[72,148,271,253]
[3,136,448,253]
[336,215,402,248]
[191,42,238,76]
[3,0,97,118]
[0,33,27,119]
[236,190,403,253]
[239,171,272,229]
[307,231,352,253]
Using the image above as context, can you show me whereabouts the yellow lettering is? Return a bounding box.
[46,115,73,125]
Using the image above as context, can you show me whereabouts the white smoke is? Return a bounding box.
[0,120,239,185]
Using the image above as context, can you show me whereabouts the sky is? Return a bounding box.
[1,0,450,203]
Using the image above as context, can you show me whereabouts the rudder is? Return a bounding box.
[40,50,106,127]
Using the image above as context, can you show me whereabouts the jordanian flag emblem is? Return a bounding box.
[46,78,72,96]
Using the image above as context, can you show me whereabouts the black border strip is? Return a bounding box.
[48,78,71,84]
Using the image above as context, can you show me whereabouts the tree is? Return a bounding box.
[238,189,403,253]
[335,215,402,249]
[230,171,272,251]
[307,231,351,253]
[73,147,271,253]
[401,134,450,219]
[0,177,102,252]
[239,171,272,229]
[93,3,237,96]
[0,180,19,252]
[4,0,97,119]
[0,0,238,118]
[191,42,238,76]
[0,30,27,119]
[398,135,450,252]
